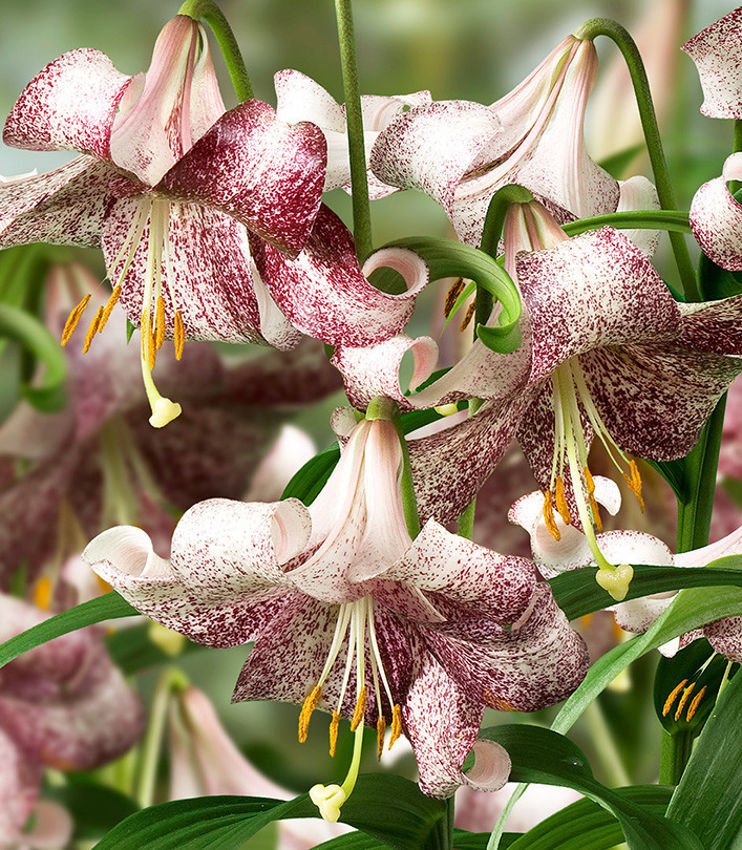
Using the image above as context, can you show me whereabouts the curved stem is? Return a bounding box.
[575,18,699,301]
[562,209,691,237]
[658,730,694,786]
[335,0,373,262]
[178,0,253,101]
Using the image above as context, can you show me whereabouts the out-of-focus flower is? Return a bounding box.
[0,262,341,591]
[371,35,657,246]
[244,424,317,503]
[682,7,742,120]
[275,69,431,198]
[84,411,587,817]
[689,152,742,271]
[0,594,144,847]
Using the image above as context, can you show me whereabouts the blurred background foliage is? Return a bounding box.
[0,0,738,821]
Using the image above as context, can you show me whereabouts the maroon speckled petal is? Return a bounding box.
[0,726,40,840]
[158,99,326,255]
[682,8,742,119]
[677,293,742,355]
[3,49,131,158]
[704,617,742,662]
[689,153,742,271]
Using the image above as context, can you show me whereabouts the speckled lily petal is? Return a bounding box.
[682,8,742,119]
[3,49,131,158]
[704,617,742,662]
[253,206,428,347]
[158,99,327,255]
[689,153,742,271]
[678,291,742,355]
[0,726,40,841]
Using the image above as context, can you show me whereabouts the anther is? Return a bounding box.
[624,460,645,512]
[329,709,341,758]
[389,704,403,749]
[459,300,476,332]
[98,284,121,333]
[583,467,603,532]
[32,576,53,611]
[554,476,572,525]
[155,295,166,350]
[674,682,696,721]
[686,685,707,721]
[350,686,367,732]
[174,310,185,360]
[444,277,466,318]
[543,491,561,541]
[298,685,322,743]
[82,307,104,354]
[60,294,91,346]
[376,715,386,761]
[662,678,688,717]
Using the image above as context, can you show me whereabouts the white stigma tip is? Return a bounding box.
[149,397,182,429]
[595,563,634,602]
[309,783,346,823]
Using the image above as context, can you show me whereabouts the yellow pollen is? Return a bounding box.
[350,686,367,732]
[624,459,645,512]
[173,310,185,360]
[60,294,91,346]
[554,476,572,525]
[459,300,476,332]
[443,277,465,318]
[98,284,121,333]
[298,685,322,743]
[82,307,104,354]
[543,490,561,541]
[389,704,403,750]
[686,685,707,721]
[95,574,113,595]
[329,709,341,758]
[583,467,603,532]
[155,295,166,350]
[674,682,696,722]
[376,715,386,761]
[32,576,53,611]
[662,679,688,717]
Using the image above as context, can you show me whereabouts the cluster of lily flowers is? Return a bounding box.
[1,2,742,846]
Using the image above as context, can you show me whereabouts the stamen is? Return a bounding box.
[583,467,603,533]
[350,686,367,732]
[298,685,322,743]
[674,682,696,721]
[173,310,185,360]
[32,576,53,611]
[82,307,104,354]
[686,685,707,721]
[542,490,561,541]
[624,459,645,512]
[444,277,465,317]
[98,284,121,333]
[554,476,572,525]
[329,710,341,758]
[459,300,476,332]
[60,294,91,346]
[376,715,386,761]
[662,679,688,717]
[155,295,166,350]
[389,704,403,749]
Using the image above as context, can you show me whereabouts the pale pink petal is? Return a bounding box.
[254,206,428,346]
[189,28,227,139]
[704,617,742,662]
[674,524,742,567]
[682,8,742,119]
[0,727,40,841]
[244,425,316,502]
[3,49,131,158]
[274,68,345,132]
[689,153,742,271]
[159,99,327,255]
[21,800,74,850]
[614,593,676,633]
[462,740,512,793]
[616,175,661,255]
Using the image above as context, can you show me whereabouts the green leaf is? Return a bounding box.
[667,665,742,848]
[0,303,68,412]
[46,782,139,840]
[0,593,136,668]
[93,776,447,850]
[479,726,701,849]
[597,143,645,178]
[549,560,742,621]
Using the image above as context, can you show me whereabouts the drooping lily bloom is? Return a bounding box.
[0,594,144,847]
[689,152,742,271]
[334,202,742,598]
[274,69,431,198]
[370,34,658,246]
[0,262,341,591]
[83,408,587,818]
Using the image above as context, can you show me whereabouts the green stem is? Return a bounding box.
[456,498,477,540]
[658,730,694,785]
[575,18,698,301]
[735,120,742,155]
[178,0,253,101]
[395,414,422,540]
[335,0,373,261]
[562,209,691,237]
[426,796,455,849]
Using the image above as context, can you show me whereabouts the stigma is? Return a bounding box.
[60,197,185,428]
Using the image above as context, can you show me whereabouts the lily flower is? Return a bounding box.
[689,152,742,271]
[0,261,341,591]
[0,593,144,847]
[274,68,431,198]
[370,35,658,246]
[0,15,333,426]
[83,405,588,818]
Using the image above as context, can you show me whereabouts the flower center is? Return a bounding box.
[59,197,187,428]
[545,358,643,599]
[300,596,403,821]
